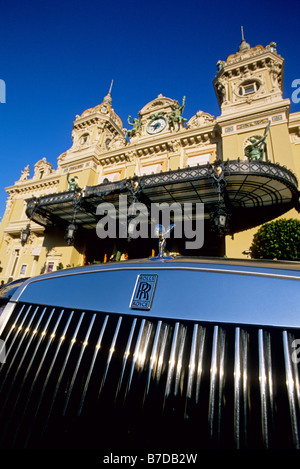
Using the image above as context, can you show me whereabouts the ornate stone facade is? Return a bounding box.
[0,38,300,282]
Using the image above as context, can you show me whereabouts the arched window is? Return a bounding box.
[80,133,90,145]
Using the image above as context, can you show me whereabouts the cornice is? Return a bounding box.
[215,49,284,78]
[6,177,59,195]
[96,123,220,162]
[4,220,45,236]
[74,108,124,134]
[60,151,99,167]
[288,111,300,127]
[216,99,290,127]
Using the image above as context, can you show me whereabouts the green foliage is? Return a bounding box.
[250,218,300,260]
[56,262,81,270]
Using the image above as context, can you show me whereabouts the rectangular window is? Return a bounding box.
[47,262,55,273]
[244,84,255,94]
[98,172,121,184]
[141,164,162,176]
[20,264,27,276]
[186,153,211,167]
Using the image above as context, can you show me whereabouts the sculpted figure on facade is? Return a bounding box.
[67,173,79,191]
[71,129,80,149]
[245,120,271,161]
[168,96,186,131]
[168,140,181,153]
[3,234,12,254]
[215,79,227,106]
[125,114,142,139]
[110,133,127,150]
[268,59,283,90]
[5,197,13,213]
[19,165,30,181]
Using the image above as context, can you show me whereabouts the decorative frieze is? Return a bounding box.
[224,115,283,134]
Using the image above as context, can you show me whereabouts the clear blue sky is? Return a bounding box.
[0,0,299,219]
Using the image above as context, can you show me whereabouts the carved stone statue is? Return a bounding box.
[67,173,79,191]
[245,120,271,161]
[125,114,142,139]
[110,133,126,149]
[169,96,186,131]
[19,165,30,181]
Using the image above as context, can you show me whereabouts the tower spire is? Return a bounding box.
[238,26,250,52]
[103,80,113,106]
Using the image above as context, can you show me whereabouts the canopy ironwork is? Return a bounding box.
[26,160,300,236]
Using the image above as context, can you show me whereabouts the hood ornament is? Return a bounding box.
[150,224,175,261]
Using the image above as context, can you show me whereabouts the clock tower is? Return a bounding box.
[124,94,187,143]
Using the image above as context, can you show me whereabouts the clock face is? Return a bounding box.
[147,117,167,134]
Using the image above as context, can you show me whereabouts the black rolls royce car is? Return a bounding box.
[0,256,299,449]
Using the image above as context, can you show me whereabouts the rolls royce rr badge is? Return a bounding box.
[130,274,158,310]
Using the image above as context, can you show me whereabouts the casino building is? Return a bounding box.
[0,36,300,282]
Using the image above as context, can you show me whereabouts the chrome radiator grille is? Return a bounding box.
[0,301,299,449]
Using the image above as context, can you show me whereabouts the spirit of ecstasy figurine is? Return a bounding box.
[151,224,175,260]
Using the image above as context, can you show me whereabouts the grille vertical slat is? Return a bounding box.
[164,322,181,402]
[234,328,249,449]
[258,329,275,448]
[283,331,300,448]
[174,325,187,398]
[0,301,299,449]
[195,326,206,404]
[145,320,163,396]
[186,324,199,401]
[208,326,227,444]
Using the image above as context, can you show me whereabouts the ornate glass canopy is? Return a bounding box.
[26,160,300,238]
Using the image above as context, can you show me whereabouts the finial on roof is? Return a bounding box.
[103,80,113,105]
[238,26,250,52]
